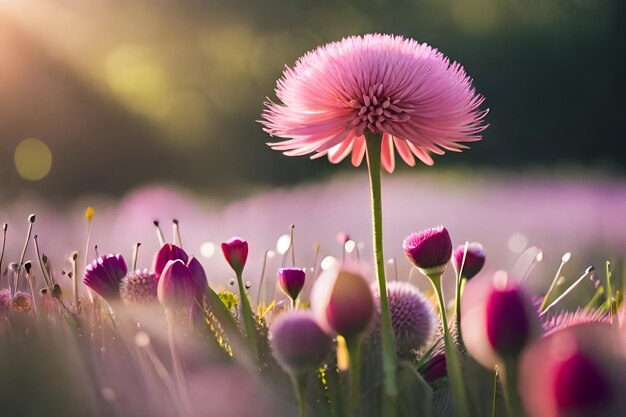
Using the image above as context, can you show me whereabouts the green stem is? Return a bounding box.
[429,274,470,417]
[502,359,521,417]
[454,276,466,352]
[365,134,398,417]
[346,336,363,417]
[290,373,307,417]
[491,366,499,417]
[236,270,259,363]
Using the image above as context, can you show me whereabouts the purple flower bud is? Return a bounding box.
[372,281,437,352]
[187,256,208,301]
[453,242,486,280]
[157,259,196,310]
[120,269,159,305]
[403,226,452,276]
[221,237,248,275]
[277,267,306,301]
[83,254,128,301]
[153,244,189,277]
[270,311,333,374]
[553,351,612,413]
[419,353,447,384]
[485,284,536,359]
[311,266,374,339]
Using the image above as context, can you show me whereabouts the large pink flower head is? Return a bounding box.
[261,34,487,172]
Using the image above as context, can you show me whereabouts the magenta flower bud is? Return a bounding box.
[277,267,306,301]
[419,353,447,384]
[187,256,208,300]
[311,266,374,339]
[221,237,248,275]
[270,311,333,374]
[485,284,535,359]
[453,242,486,280]
[372,281,437,352]
[83,254,128,301]
[553,351,612,413]
[157,259,195,310]
[153,243,189,277]
[403,226,452,276]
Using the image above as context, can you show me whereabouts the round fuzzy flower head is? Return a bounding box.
[372,281,437,353]
[261,34,487,172]
[12,291,32,313]
[403,226,452,276]
[120,269,160,305]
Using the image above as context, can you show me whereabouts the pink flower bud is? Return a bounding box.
[187,256,208,301]
[485,285,535,359]
[270,311,333,374]
[277,267,306,301]
[453,242,486,280]
[153,244,189,277]
[403,226,452,276]
[221,237,248,275]
[157,259,195,310]
[311,265,374,339]
[520,324,625,417]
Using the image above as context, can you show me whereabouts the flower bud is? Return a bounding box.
[277,267,306,301]
[270,311,333,374]
[403,226,452,276]
[153,244,189,277]
[453,242,486,280]
[221,237,248,275]
[520,324,625,417]
[187,256,208,301]
[83,254,128,301]
[157,259,195,310]
[485,284,535,359]
[311,265,374,339]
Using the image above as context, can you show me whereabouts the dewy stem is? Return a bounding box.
[236,270,259,364]
[429,274,470,417]
[364,133,397,417]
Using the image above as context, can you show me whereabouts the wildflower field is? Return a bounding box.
[0,2,624,417]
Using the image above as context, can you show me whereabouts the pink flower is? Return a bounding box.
[157,259,196,310]
[261,34,487,172]
[153,243,189,277]
[221,237,248,275]
[403,226,452,276]
[83,254,128,301]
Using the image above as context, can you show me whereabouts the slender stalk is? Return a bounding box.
[256,250,270,306]
[346,336,363,417]
[364,134,397,417]
[290,373,307,417]
[0,223,7,283]
[429,274,470,417]
[539,253,570,312]
[501,359,521,417]
[236,270,259,363]
[454,277,467,352]
[491,366,499,417]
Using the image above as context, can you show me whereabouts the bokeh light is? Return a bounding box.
[14,137,52,181]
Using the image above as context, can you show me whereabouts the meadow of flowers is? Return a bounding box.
[1,33,625,417]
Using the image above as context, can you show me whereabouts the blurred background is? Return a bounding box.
[0,0,623,201]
